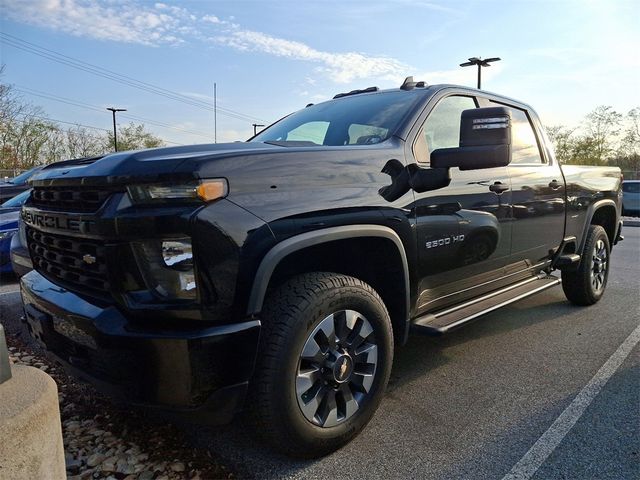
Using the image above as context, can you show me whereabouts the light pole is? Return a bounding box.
[459,57,501,89]
[252,123,265,136]
[106,107,127,151]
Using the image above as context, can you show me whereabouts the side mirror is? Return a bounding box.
[431,107,511,171]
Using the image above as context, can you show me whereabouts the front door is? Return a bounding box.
[410,94,513,315]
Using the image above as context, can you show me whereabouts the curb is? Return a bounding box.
[622,217,640,227]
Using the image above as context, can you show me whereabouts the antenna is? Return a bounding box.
[213,83,217,143]
[400,76,427,91]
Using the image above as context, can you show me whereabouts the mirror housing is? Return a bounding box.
[431,107,511,171]
[408,164,451,193]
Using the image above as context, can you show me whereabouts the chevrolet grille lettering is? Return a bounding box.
[22,210,84,233]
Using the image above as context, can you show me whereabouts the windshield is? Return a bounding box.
[252,90,424,146]
[1,189,31,208]
[8,166,40,185]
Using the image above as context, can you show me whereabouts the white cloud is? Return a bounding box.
[0,0,190,46]
[214,30,408,83]
[2,0,411,84]
[202,14,222,24]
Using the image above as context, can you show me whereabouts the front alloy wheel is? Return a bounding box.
[296,309,378,427]
[590,238,608,293]
[252,272,393,458]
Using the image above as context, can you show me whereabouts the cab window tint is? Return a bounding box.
[286,121,329,144]
[416,95,477,163]
[490,102,544,164]
[348,124,388,145]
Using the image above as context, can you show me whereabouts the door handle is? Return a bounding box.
[489,181,509,194]
[548,179,562,190]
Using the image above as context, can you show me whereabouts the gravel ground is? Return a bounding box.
[4,332,234,480]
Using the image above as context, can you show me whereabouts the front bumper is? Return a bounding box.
[20,270,261,424]
[9,243,31,278]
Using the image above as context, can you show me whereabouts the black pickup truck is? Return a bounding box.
[20,79,623,457]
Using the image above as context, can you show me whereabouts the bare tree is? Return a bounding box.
[65,125,106,158]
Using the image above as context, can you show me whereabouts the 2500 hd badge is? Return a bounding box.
[426,234,465,249]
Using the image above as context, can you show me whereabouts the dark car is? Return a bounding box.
[19,81,623,457]
[622,180,640,216]
[0,167,43,203]
[0,190,31,274]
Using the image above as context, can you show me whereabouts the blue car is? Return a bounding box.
[0,189,31,274]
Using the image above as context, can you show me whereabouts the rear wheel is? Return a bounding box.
[252,272,393,457]
[562,225,610,305]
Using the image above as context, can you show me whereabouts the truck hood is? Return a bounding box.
[29,142,283,187]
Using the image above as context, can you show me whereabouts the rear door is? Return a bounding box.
[482,98,566,267]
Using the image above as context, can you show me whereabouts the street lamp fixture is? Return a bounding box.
[459,57,501,89]
[107,107,127,152]
[252,123,265,136]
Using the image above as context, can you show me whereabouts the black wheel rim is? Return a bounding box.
[590,238,608,293]
[296,309,378,427]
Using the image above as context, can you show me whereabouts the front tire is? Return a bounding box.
[252,272,393,458]
[562,225,610,305]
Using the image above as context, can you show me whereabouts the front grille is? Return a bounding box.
[31,187,112,212]
[27,228,110,295]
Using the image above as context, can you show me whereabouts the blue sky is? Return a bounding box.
[0,0,638,146]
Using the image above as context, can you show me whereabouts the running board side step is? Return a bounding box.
[411,275,561,335]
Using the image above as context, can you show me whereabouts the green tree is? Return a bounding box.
[105,122,164,152]
[567,136,602,166]
[0,65,55,169]
[545,125,575,164]
[582,105,623,164]
[610,107,640,178]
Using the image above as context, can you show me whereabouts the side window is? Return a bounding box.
[285,121,329,145]
[490,102,544,164]
[415,95,477,164]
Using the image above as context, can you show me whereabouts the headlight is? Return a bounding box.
[132,238,197,300]
[0,229,17,241]
[127,179,228,205]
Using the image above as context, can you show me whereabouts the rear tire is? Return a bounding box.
[251,272,393,458]
[562,225,610,305]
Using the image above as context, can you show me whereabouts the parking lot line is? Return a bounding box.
[0,289,20,297]
[502,324,640,480]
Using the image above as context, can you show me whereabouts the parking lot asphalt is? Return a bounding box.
[1,228,638,479]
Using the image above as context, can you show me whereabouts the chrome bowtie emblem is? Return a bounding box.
[82,254,97,265]
[338,358,348,380]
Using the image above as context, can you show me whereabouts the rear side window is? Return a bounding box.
[623,182,640,193]
[415,95,477,163]
[490,101,544,165]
